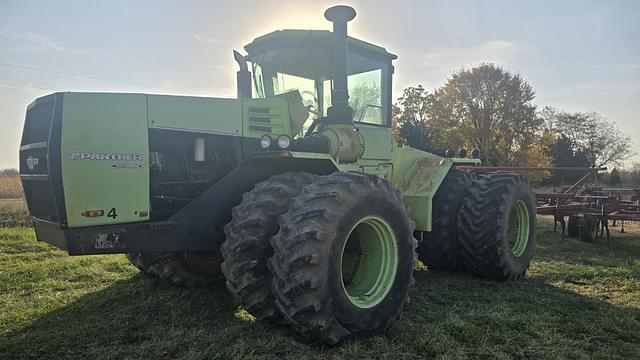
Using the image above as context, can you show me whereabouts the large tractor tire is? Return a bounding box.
[567,216,581,237]
[126,251,223,287]
[221,172,316,322]
[269,172,417,344]
[416,170,472,271]
[458,172,536,281]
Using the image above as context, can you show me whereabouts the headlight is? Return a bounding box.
[259,135,272,149]
[276,135,292,149]
[444,149,455,158]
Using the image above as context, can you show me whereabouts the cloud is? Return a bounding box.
[193,33,221,45]
[0,32,87,55]
[24,33,64,51]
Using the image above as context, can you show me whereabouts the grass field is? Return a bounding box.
[0,214,638,360]
[0,174,22,200]
[0,199,30,228]
[0,174,30,228]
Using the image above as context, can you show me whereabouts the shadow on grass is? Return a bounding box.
[2,269,640,359]
[0,274,298,360]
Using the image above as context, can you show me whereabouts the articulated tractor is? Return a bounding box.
[19,5,536,343]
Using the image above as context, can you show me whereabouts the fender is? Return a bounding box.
[168,151,339,251]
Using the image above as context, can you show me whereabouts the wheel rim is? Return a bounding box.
[507,200,530,257]
[340,216,398,309]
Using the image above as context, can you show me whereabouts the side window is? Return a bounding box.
[348,69,383,125]
[272,72,316,136]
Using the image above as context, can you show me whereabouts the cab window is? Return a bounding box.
[251,47,392,129]
[348,68,383,125]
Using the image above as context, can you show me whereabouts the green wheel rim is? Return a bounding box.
[340,216,398,309]
[507,200,530,257]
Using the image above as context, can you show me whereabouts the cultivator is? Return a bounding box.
[535,169,640,242]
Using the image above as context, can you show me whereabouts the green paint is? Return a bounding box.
[148,95,242,136]
[388,147,452,231]
[355,124,394,161]
[60,93,149,227]
[287,140,479,232]
[288,151,338,162]
[508,200,530,257]
[340,216,398,308]
[402,195,432,230]
[241,97,292,139]
[148,94,301,140]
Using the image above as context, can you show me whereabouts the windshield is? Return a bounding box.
[251,48,390,131]
[252,65,318,134]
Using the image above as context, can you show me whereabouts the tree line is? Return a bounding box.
[392,63,636,185]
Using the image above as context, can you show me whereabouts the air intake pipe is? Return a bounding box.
[324,5,356,124]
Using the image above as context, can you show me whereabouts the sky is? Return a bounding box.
[1,0,639,169]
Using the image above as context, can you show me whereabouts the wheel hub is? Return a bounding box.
[507,200,530,257]
[340,216,398,308]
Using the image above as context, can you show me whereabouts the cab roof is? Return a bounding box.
[244,29,397,63]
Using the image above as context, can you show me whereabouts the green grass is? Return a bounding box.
[1,218,639,359]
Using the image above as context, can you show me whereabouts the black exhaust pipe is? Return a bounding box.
[324,5,356,125]
[234,50,252,99]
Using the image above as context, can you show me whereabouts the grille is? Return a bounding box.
[19,94,65,224]
[246,106,288,135]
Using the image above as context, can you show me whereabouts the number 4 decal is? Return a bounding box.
[107,208,118,219]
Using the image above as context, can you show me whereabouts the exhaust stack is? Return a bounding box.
[324,5,356,124]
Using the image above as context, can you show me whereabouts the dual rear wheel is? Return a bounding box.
[416,171,536,281]
[457,173,537,280]
[266,172,416,344]
[223,171,416,344]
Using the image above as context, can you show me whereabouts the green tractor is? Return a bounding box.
[19,5,536,344]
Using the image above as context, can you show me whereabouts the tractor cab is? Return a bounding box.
[241,30,397,135]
